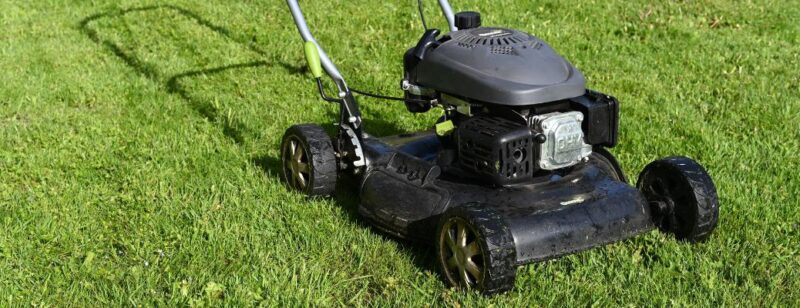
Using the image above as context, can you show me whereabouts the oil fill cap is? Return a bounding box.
[455,11,481,30]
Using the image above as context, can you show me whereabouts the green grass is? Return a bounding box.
[1,0,798,305]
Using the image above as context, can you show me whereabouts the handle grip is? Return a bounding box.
[304,41,323,78]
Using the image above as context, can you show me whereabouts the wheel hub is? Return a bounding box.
[642,176,682,232]
[440,218,484,288]
[284,138,310,190]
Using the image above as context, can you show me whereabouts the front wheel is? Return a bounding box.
[637,156,719,242]
[435,204,516,295]
[280,124,337,197]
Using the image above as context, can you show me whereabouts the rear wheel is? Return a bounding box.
[280,124,337,197]
[637,156,719,242]
[435,204,516,295]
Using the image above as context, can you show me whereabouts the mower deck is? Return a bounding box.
[358,132,654,264]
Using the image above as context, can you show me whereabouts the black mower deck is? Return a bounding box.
[357,132,654,264]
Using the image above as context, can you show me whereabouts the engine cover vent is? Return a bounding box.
[491,46,515,55]
[451,27,531,46]
[456,42,475,49]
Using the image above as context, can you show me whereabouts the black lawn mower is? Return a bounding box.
[283,0,720,295]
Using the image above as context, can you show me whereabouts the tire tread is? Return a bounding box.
[280,124,337,197]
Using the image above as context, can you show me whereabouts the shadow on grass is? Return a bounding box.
[79,4,405,144]
[79,4,310,145]
[166,61,270,144]
[79,5,435,273]
[79,4,269,57]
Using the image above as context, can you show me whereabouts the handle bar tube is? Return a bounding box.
[438,0,457,32]
[286,0,348,92]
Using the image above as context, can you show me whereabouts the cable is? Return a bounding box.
[348,0,429,104]
[350,87,433,104]
[417,0,428,30]
[350,88,406,101]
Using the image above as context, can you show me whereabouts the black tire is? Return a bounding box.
[590,147,627,183]
[435,204,516,295]
[637,156,719,242]
[280,124,337,197]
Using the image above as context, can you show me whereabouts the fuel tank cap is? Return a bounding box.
[455,11,481,29]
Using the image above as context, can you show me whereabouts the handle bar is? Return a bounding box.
[437,0,457,32]
[286,0,348,91]
[286,0,458,90]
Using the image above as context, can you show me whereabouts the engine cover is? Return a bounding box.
[531,111,592,170]
[405,27,586,106]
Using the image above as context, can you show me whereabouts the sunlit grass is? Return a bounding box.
[0,0,798,305]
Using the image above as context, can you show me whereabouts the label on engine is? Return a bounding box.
[473,28,512,38]
[555,123,584,157]
[534,111,593,170]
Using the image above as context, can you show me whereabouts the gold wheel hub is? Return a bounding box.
[440,218,484,288]
[284,138,310,190]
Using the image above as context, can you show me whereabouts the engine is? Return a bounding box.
[401,11,619,185]
[448,91,618,185]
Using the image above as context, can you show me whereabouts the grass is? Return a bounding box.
[0,0,798,305]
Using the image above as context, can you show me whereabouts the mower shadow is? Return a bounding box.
[79,4,305,145]
[80,4,436,275]
[165,61,306,144]
[79,4,268,57]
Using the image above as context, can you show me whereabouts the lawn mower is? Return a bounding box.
[282,0,720,295]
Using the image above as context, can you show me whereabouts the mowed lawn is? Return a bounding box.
[1,0,798,305]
